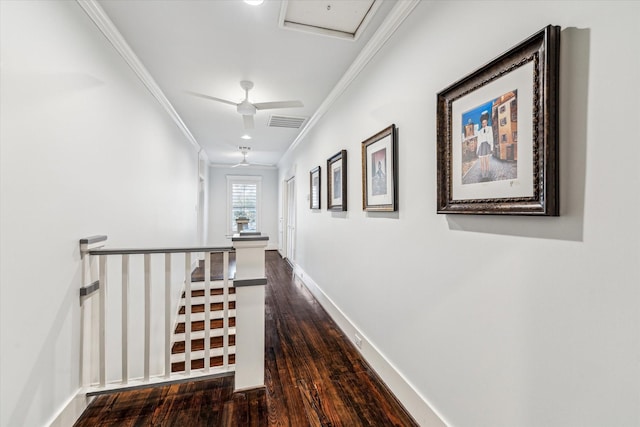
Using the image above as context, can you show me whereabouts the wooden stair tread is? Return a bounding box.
[182,288,236,298]
[171,354,236,373]
[171,251,238,374]
[172,336,237,354]
[178,301,236,315]
[175,318,236,334]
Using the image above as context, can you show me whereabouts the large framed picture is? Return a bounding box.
[310,166,321,209]
[327,150,347,211]
[361,124,397,211]
[436,25,560,215]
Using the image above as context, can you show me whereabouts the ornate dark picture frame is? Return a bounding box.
[436,25,560,215]
[310,166,321,209]
[361,124,398,212]
[327,150,347,211]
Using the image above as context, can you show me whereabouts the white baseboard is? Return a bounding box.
[293,264,447,427]
[47,390,93,427]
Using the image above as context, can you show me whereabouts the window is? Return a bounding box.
[227,176,262,233]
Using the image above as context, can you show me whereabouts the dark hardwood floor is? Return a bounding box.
[74,251,417,426]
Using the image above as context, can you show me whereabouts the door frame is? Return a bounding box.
[282,176,296,265]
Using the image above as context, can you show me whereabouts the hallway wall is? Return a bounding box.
[0,2,201,426]
[279,1,640,426]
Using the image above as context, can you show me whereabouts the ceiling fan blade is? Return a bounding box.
[186,91,238,106]
[243,115,255,129]
[253,100,303,110]
[231,163,243,168]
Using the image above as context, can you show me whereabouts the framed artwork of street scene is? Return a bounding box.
[361,124,397,212]
[436,25,560,215]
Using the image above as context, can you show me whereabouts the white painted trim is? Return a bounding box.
[171,274,184,365]
[46,390,92,427]
[292,264,448,427]
[278,0,420,165]
[165,253,173,378]
[168,255,202,374]
[82,368,235,397]
[76,0,201,153]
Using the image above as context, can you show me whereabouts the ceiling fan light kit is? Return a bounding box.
[233,146,252,168]
[231,146,273,168]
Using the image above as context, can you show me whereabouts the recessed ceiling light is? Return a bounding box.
[241,134,252,140]
[244,0,264,5]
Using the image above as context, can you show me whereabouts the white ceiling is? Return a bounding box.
[95,0,398,168]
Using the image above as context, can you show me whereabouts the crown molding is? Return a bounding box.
[76,0,201,153]
[279,0,420,167]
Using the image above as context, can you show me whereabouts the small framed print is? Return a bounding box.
[436,25,560,215]
[362,124,397,211]
[327,150,347,211]
[310,166,321,209]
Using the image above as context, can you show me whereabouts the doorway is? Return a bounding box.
[283,176,296,266]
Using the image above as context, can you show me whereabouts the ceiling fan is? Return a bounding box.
[232,146,271,168]
[189,80,303,129]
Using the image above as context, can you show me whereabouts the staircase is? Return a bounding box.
[80,235,268,396]
[171,257,237,373]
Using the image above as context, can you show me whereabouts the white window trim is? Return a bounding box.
[226,175,263,234]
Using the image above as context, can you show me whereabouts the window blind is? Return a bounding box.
[231,182,257,232]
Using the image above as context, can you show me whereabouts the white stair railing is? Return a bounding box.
[78,235,267,396]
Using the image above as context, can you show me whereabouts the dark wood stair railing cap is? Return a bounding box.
[231,234,269,242]
[89,246,235,255]
[80,235,108,244]
[233,278,267,287]
[80,235,108,258]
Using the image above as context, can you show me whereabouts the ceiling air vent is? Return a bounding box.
[268,115,307,129]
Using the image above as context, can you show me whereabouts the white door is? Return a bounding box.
[285,177,296,265]
[280,180,286,257]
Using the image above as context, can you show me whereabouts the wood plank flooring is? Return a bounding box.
[74,251,417,426]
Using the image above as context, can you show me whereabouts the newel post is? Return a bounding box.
[232,234,268,391]
[79,235,108,388]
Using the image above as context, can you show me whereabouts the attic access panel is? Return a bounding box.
[279,0,381,41]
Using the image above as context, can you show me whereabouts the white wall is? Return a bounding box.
[279,1,640,426]
[208,166,279,250]
[0,2,200,426]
